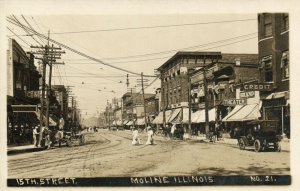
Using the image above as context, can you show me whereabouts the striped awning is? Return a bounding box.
[222,104,261,122]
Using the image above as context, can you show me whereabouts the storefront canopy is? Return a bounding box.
[136,118,145,126]
[116,120,122,126]
[126,120,133,126]
[192,108,216,123]
[34,112,57,126]
[265,91,289,100]
[168,108,182,123]
[222,104,261,122]
[152,110,172,124]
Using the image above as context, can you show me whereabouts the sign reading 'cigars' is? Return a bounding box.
[242,83,273,91]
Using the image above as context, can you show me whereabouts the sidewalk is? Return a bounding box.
[7,144,47,155]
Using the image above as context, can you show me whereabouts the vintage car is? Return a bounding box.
[237,120,282,152]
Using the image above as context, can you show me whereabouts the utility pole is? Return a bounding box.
[161,73,166,128]
[140,72,148,129]
[203,57,210,134]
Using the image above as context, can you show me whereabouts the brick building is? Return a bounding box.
[258,13,290,137]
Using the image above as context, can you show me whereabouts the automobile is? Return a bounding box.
[237,120,282,152]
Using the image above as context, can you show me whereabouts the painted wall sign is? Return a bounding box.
[243,83,273,91]
[240,91,255,99]
[223,99,247,106]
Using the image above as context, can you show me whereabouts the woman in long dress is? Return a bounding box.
[146,126,154,145]
[132,127,140,145]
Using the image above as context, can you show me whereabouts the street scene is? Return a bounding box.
[5,12,290,186]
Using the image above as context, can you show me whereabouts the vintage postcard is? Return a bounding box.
[0,0,299,190]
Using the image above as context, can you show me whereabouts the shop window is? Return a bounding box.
[264,14,272,37]
[281,50,289,79]
[282,14,289,32]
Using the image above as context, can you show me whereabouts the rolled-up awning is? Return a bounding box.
[136,118,145,126]
[222,104,261,122]
[152,110,172,124]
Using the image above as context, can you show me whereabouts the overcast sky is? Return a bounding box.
[6,14,258,118]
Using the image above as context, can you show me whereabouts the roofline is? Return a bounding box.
[157,51,222,71]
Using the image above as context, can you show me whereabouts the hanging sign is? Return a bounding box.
[243,83,273,91]
[223,99,247,106]
[240,91,255,99]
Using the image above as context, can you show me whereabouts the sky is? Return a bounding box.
[6,14,258,119]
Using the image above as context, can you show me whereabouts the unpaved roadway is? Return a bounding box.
[8,129,290,178]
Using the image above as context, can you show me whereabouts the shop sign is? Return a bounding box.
[240,91,255,99]
[263,98,286,107]
[223,99,247,106]
[12,105,37,112]
[243,83,273,91]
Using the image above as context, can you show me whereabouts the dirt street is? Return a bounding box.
[8,129,290,178]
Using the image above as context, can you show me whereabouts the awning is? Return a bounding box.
[112,120,117,125]
[195,108,216,123]
[192,110,204,123]
[34,112,57,126]
[136,118,145,126]
[181,108,190,124]
[123,120,129,125]
[116,120,122,126]
[168,108,181,123]
[126,120,133,126]
[152,110,172,124]
[222,104,261,122]
[265,91,289,99]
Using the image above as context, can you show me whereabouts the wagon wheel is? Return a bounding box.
[274,142,281,152]
[254,139,261,152]
[238,138,246,150]
[66,138,74,147]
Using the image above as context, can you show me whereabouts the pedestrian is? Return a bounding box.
[132,127,141,145]
[170,123,176,139]
[33,126,39,147]
[146,126,154,145]
[13,125,21,146]
[43,126,52,149]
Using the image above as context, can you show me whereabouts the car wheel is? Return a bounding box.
[238,138,246,150]
[274,142,281,152]
[254,139,261,152]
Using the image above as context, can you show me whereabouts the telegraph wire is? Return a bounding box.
[7,16,156,77]
[10,18,256,36]
[21,15,47,45]
[6,27,31,47]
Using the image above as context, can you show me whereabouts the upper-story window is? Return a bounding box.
[260,55,273,82]
[264,14,273,37]
[281,50,289,79]
[282,13,289,32]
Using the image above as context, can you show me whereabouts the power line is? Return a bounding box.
[21,15,47,45]
[7,16,156,77]
[11,18,256,36]
[6,27,31,47]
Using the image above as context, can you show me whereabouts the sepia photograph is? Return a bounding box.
[0,0,299,190]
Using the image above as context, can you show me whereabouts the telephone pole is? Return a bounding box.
[137,73,148,129]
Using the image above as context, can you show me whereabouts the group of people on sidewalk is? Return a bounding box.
[131,125,154,146]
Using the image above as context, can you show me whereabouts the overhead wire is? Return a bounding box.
[7,16,156,77]
[10,18,256,36]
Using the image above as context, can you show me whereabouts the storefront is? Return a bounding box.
[262,91,290,137]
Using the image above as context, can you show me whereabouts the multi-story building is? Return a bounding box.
[121,92,155,126]
[258,13,290,137]
[7,38,41,144]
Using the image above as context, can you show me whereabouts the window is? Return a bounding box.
[282,14,289,32]
[261,55,273,82]
[264,14,272,37]
[281,50,289,79]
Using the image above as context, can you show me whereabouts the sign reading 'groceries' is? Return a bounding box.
[223,99,247,106]
[243,83,273,91]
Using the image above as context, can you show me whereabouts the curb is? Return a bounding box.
[7,147,47,155]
